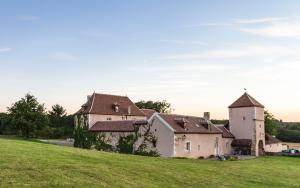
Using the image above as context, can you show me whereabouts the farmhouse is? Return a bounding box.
[75,93,148,149]
[75,92,268,158]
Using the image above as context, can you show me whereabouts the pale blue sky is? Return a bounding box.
[1,1,300,121]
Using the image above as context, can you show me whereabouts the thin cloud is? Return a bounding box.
[0,48,12,52]
[235,17,289,24]
[183,22,232,27]
[17,15,40,21]
[160,40,206,45]
[240,21,300,38]
[160,44,296,61]
[50,52,78,61]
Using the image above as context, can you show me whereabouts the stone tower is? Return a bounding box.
[229,93,265,156]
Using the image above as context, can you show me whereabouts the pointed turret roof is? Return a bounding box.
[229,93,264,108]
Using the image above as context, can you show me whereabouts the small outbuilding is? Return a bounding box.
[264,134,288,153]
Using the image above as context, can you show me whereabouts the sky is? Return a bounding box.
[0,0,300,121]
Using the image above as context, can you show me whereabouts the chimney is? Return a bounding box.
[87,95,92,101]
[204,112,210,120]
[128,106,131,115]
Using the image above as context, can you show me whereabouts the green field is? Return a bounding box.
[0,137,299,188]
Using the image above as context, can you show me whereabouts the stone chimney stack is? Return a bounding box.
[128,106,132,115]
[204,112,210,120]
[87,95,92,101]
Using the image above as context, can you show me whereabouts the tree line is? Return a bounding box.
[0,94,74,138]
[1,94,299,143]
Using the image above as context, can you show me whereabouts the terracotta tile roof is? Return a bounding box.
[158,113,222,134]
[216,125,235,138]
[141,109,156,119]
[90,120,148,132]
[265,134,282,145]
[77,93,145,116]
[229,93,264,108]
[231,139,252,147]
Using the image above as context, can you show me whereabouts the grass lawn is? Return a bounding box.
[0,137,299,188]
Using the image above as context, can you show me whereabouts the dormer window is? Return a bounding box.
[113,102,120,112]
[174,117,187,129]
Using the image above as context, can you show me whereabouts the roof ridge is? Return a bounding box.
[245,93,256,106]
[159,113,204,119]
[89,93,96,113]
[93,92,127,98]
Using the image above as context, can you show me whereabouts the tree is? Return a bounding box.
[264,111,280,135]
[0,113,9,134]
[7,94,48,138]
[47,104,74,138]
[135,100,173,113]
[48,104,67,128]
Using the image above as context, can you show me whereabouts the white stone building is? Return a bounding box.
[75,92,273,158]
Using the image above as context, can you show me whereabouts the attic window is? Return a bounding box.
[174,117,187,129]
[243,117,246,120]
[113,102,120,112]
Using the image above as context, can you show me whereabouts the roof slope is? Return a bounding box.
[265,134,282,145]
[229,93,264,108]
[141,109,156,119]
[77,93,145,116]
[90,120,148,132]
[216,125,235,138]
[158,114,222,134]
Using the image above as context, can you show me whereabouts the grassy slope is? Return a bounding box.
[0,137,299,188]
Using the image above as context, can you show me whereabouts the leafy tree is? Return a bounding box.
[0,113,10,134]
[7,94,49,138]
[73,115,95,148]
[264,111,281,135]
[46,104,74,138]
[48,104,67,128]
[277,128,300,142]
[135,100,173,113]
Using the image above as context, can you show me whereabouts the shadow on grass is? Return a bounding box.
[0,135,52,145]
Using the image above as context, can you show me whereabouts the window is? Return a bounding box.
[107,117,112,121]
[259,124,262,128]
[152,140,157,147]
[198,145,200,151]
[185,142,191,151]
[243,117,246,120]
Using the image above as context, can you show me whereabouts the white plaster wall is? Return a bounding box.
[265,143,288,153]
[229,106,265,156]
[219,138,233,155]
[101,132,133,148]
[229,107,255,139]
[88,114,146,128]
[149,117,175,157]
[174,134,223,158]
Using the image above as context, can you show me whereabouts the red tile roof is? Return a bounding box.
[77,93,145,116]
[158,114,222,134]
[229,93,264,108]
[90,120,148,132]
[265,134,282,145]
[141,109,156,119]
[216,125,235,138]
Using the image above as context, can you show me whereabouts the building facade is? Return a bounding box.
[75,92,279,158]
